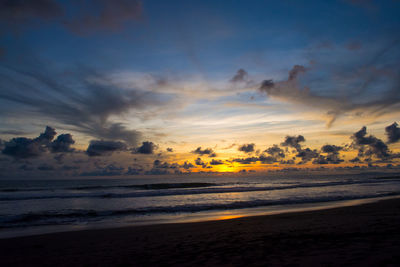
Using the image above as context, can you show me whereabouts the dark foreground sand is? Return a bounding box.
[1,198,400,267]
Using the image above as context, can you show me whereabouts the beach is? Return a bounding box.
[1,197,400,266]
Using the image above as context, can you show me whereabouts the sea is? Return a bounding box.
[1,171,400,238]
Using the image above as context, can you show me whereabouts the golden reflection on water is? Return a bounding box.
[215,214,244,221]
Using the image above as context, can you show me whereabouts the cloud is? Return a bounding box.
[385,122,400,144]
[181,161,195,169]
[1,126,74,159]
[231,156,259,164]
[238,143,255,153]
[350,157,362,163]
[296,148,319,163]
[195,157,207,168]
[313,145,343,164]
[280,135,305,152]
[0,66,172,144]
[166,147,173,152]
[321,145,342,154]
[132,141,157,154]
[258,44,400,128]
[145,159,182,174]
[258,155,280,164]
[265,145,285,158]
[288,65,307,81]
[209,159,224,165]
[351,126,390,159]
[231,154,280,165]
[37,126,57,144]
[49,134,75,153]
[2,137,45,159]
[230,69,249,83]
[192,147,217,157]
[86,140,127,156]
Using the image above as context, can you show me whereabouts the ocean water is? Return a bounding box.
[1,172,400,238]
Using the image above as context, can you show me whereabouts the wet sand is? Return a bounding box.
[1,198,400,266]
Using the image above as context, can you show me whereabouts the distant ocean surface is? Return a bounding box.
[1,172,400,238]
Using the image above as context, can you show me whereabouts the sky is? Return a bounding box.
[0,0,400,178]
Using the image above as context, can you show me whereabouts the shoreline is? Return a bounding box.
[1,197,400,266]
[2,194,399,239]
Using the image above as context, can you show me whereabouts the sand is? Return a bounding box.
[1,198,400,266]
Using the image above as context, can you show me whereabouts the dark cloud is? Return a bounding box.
[280,135,305,152]
[181,161,195,169]
[231,154,281,165]
[258,65,344,127]
[132,141,157,154]
[351,126,390,159]
[350,157,362,163]
[153,159,175,169]
[296,148,319,163]
[265,145,285,158]
[209,159,224,165]
[37,126,57,144]
[321,145,342,154]
[238,143,255,153]
[50,134,75,153]
[385,122,400,144]
[259,79,274,90]
[166,147,173,152]
[146,159,182,174]
[2,137,45,159]
[0,66,171,144]
[86,140,127,157]
[258,42,400,128]
[195,157,207,168]
[192,147,217,157]
[313,154,343,165]
[258,154,279,164]
[230,69,249,83]
[280,159,295,165]
[314,144,343,164]
[231,156,259,164]
[288,65,307,81]
[1,126,74,159]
